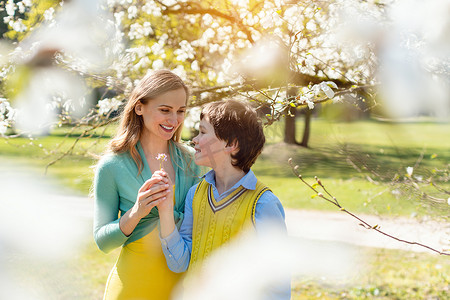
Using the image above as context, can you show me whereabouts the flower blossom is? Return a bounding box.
[98,98,122,115]
[156,153,168,170]
[406,166,413,177]
[312,81,338,98]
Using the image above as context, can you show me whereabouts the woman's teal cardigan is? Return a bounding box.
[93,140,202,253]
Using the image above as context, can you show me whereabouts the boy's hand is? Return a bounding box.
[152,170,174,214]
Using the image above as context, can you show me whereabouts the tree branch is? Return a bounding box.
[288,158,450,256]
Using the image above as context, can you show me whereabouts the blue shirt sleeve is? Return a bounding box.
[159,184,197,273]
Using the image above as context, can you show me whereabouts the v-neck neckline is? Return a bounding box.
[207,184,247,213]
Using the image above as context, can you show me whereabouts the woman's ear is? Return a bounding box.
[135,102,143,115]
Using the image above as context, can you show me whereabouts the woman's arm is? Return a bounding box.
[119,175,170,236]
[93,159,170,253]
[93,159,128,253]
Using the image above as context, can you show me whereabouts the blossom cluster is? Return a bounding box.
[294,81,339,110]
[98,98,123,116]
[156,153,168,170]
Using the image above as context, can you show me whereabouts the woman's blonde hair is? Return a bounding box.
[109,70,189,172]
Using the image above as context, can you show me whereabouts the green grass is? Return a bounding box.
[291,247,450,299]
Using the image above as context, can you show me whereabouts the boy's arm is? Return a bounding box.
[159,185,196,273]
[254,191,291,300]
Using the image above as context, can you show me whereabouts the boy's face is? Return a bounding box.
[192,116,229,169]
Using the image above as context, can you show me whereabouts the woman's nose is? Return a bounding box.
[167,114,177,126]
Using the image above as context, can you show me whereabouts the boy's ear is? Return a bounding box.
[224,140,239,154]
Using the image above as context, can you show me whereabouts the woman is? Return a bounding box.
[93,70,201,299]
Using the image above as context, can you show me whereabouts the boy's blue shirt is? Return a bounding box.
[160,169,291,299]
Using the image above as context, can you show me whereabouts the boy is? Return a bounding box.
[155,99,290,299]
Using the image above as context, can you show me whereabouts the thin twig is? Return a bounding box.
[288,158,450,256]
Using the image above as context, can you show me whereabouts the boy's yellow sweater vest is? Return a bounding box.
[189,179,269,273]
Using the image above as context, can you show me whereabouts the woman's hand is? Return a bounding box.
[152,170,174,213]
[132,173,170,219]
[119,173,169,236]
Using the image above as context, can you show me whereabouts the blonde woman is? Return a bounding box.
[93,70,201,299]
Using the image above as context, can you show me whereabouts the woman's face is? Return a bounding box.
[135,88,187,141]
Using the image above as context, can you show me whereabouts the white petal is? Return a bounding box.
[322,85,335,98]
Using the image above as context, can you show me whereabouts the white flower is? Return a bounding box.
[17,2,26,14]
[311,81,338,99]
[184,107,201,131]
[43,7,55,21]
[406,166,413,177]
[143,2,162,17]
[156,153,168,170]
[98,98,122,115]
[191,60,200,71]
[128,5,138,19]
[156,153,168,162]
[22,0,32,7]
[448,197,450,206]
[152,59,164,69]
[10,19,26,32]
[306,100,315,110]
[5,1,16,16]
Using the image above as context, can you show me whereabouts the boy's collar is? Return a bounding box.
[203,169,257,191]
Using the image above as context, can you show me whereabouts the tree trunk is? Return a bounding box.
[299,108,312,147]
[284,87,298,144]
[284,107,297,144]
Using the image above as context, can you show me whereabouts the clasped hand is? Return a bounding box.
[131,170,173,219]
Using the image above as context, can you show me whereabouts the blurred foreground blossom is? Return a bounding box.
[0,160,88,299]
[333,0,450,119]
[5,0,119,135]
[175,223,356,300]
[13,67,88,134]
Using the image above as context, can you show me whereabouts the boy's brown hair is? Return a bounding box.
[200,99,265,172]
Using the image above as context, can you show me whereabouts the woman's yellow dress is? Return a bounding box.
[104,193,182,300]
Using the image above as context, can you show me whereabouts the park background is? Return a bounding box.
[0,0,449,299]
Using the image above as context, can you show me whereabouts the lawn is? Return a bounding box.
[1,117,449,299]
